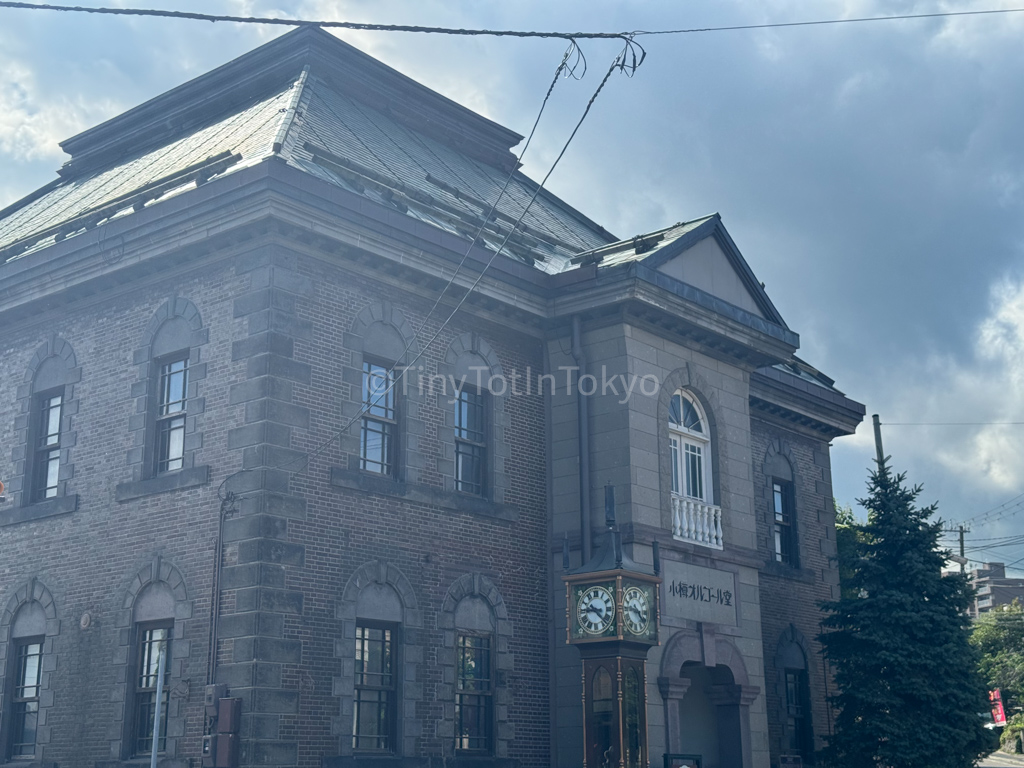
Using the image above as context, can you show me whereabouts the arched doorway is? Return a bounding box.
[675,663,739,766]
[659,629,760,768]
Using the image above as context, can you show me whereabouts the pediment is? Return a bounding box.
[642,216,786,327]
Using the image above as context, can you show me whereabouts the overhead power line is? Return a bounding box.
[948,534,1024,543]
[1,1,1024,40]
[963,490,1024,526]
[883,421,1024,426]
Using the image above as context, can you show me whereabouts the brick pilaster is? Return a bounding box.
[220,247,312,768]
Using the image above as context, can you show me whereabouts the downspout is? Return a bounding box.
[571,315,592,563]
[544,342,560,767]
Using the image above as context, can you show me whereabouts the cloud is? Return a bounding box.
[0,57,119,163]
[840,274,1024,504]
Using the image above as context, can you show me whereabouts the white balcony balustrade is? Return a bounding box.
[671,495,723,549]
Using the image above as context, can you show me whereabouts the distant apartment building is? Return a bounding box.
[968,563,1024,618]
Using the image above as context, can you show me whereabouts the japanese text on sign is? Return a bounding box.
[668,581,732,606]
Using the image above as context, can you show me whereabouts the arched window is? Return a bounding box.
[776,628,814,763]
[117,558,191,760]
[765,450,798,566]
[120,297,209,500]
[129,582,175,757]
[668,391,711,502]
[12,336,80,520]
[454,596,494,754]
[353,583,402,752]
[6,602,46,759]
[442,333,509,505]
[347,304,419,482]
[439,573,512,760]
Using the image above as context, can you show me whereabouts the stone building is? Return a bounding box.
[0,28,863,768]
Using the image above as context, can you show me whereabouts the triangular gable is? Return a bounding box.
[642,214,788,328]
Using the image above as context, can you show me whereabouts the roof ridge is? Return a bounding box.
[272,65,310,154]
[55,27,524,180]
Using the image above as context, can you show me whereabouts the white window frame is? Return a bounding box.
[668,390,712,503]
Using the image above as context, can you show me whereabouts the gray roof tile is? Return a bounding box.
[0,63,614,270]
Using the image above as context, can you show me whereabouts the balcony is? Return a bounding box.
[671,495,723,549]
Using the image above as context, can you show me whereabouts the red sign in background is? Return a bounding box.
[990,689,1007,726]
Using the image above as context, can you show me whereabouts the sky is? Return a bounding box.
[3,0,1024,571]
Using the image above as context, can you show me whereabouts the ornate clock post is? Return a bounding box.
[563,487,662,768]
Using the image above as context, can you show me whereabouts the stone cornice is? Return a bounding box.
[750,366,865,438]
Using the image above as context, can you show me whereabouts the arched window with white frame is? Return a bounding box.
[668,391,711,502]
[668,390,722,549]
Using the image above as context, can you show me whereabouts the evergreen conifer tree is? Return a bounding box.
[819,460,990,768]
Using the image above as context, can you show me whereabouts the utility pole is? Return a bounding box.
[944,522,971,573]
[872,414,885,466]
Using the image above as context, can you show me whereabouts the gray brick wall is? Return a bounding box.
[751,420,839,767]
[0,239,551,768]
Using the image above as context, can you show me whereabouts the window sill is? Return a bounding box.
[115,465,210,502]
[330,466,518,523]
[322,759,518,768]
[450,756,517,768]
[93,760,187,768]
[0,494,78,527]
[761,559,816,583]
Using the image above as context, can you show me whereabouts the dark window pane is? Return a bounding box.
[455,442,485,495]
[668,394,682,426]
[354,624,396,752]
[784,669,812,759]
[456,634,493,753]
[361,362,396,475]
[773,480,794,565]
[454,389,486,495]
[623,668,643,768]
[591,666,614,761]
[682,397,703,432]
[133,626,171,756]
[362,362,395,419]
[455,389,485,442]
[157,416,186,473]
[360,418,393,475]
[457,635,492,691]
[41,394,62,447]
[33,447,61,501]
[156,358,188,474]
[32,392,63,501]
[159,359,188,416]
[10,640,43,757]
[684,443,703,500]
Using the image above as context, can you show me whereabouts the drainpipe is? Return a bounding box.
[571,315,592,563]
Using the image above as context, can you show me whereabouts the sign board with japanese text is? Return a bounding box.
[661,561,737,626]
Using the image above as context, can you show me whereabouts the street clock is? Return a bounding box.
[562,486,662,768]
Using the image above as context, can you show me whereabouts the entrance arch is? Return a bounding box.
[658,628,760,767]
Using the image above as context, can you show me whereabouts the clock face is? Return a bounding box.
[576,585,615,635]
[622,586,650,635]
